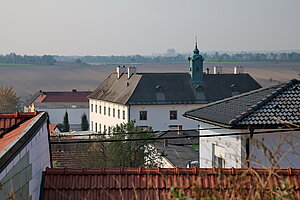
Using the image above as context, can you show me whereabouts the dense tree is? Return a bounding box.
[0,53,56,65]
[81,113,89,131]
[0,86,20,113]
[54,52,300,63]
[75,58,82,64]
[62,111,70,132]
[75,121,163,168]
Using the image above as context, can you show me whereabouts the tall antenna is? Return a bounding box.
[195,35,198,49]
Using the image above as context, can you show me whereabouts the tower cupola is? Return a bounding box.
[188,41,204,82]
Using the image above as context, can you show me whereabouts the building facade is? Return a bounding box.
[0,112,51,200]
[24,89,91,131]
[185,79,300,168]
[89,44,261,132]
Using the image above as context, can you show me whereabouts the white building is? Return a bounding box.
[184,79,300,168]
[0,111,51,200]
[88,44,261,132]
[24,89,91,131]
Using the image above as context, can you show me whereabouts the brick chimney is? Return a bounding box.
[205,67,209,74]
[214,66,222,74]
[127,67,137,79]
[234,66,244,74]
[117,66,126,79]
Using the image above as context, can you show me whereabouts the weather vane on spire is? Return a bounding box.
[195,35,198,49]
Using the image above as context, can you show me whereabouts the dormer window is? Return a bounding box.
[196,84,204,92]
[231,84,238,92]
[155,85,163,93]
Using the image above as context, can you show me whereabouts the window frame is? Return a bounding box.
[169,110,177,120]
[139,111,147,121]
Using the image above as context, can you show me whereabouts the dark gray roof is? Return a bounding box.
[88,72,261,105]
[153,142,199,168]
[184,79,300,129]
[155,130,199,145]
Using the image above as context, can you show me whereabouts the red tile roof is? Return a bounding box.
[42,167,300,200]
[0,111,38,134]
[0,111,39,152]
[48,124,57,134]
[36,91,92,103]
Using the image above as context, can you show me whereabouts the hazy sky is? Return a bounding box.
[0,0,300,55]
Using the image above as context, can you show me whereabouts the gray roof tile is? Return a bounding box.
[88,72,261,105]
[184,79,300,129]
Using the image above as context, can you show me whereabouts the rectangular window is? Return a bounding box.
[108,107,110,116]
[113,108,115,117]
[99,124,101,133]
[123,110,126,120]
[99,106,101,114]
[139,111,147,120]
[91,121,93,131]
[108,126,111,134]
[104,125,106,133]
[91,104,93,112]
[104,106,106,115]
[95,105,97,113]
[95,122,98,132]
[118,109,120,119]
[212,144,225,168]
[170,110,177,120]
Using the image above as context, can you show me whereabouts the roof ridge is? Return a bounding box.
[229,79,298,125]
[185,84,281,115]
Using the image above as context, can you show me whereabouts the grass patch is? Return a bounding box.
[0,63,38,67]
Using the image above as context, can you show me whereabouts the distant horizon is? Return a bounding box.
[1,49,300,57]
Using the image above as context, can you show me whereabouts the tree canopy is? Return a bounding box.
[76,121,163,168]
[0,86,20,113]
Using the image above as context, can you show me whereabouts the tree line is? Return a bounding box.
[55,52,300,63]
[0,53,56,65]
[2,52,300,65]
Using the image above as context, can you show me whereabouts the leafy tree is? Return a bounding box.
[75,121,163,168]
[81,113,89,131]
[62,111,70,132]
[0,86,20,113]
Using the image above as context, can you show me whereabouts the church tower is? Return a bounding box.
[188,41,204,82]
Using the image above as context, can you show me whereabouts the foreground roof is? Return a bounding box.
[88,72,261,105]
[184,79,300,129]
[0,111,48,173]
[42,167,300,200]
[25,90,92,106]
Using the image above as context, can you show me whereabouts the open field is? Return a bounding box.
[0,62,299,100]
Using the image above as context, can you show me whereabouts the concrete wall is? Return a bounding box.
[130,104,202,131]
[198,122,244,168]
[250,130,300,168]
[0,120,51,200]
[89,99,128,133]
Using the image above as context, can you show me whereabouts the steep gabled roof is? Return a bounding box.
[184,79,300,129]
[88,72,261,105]
[41,167,300,200]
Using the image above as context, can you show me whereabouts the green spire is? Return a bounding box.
[193,41,199,54]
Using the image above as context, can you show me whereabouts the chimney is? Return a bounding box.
[214,66,222,74]
[205,68,209,74]
[117,66,126,79]
[234,66,244,74]
[164,139,168,147]
[72,88,77,93]
[127,67,137,79]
